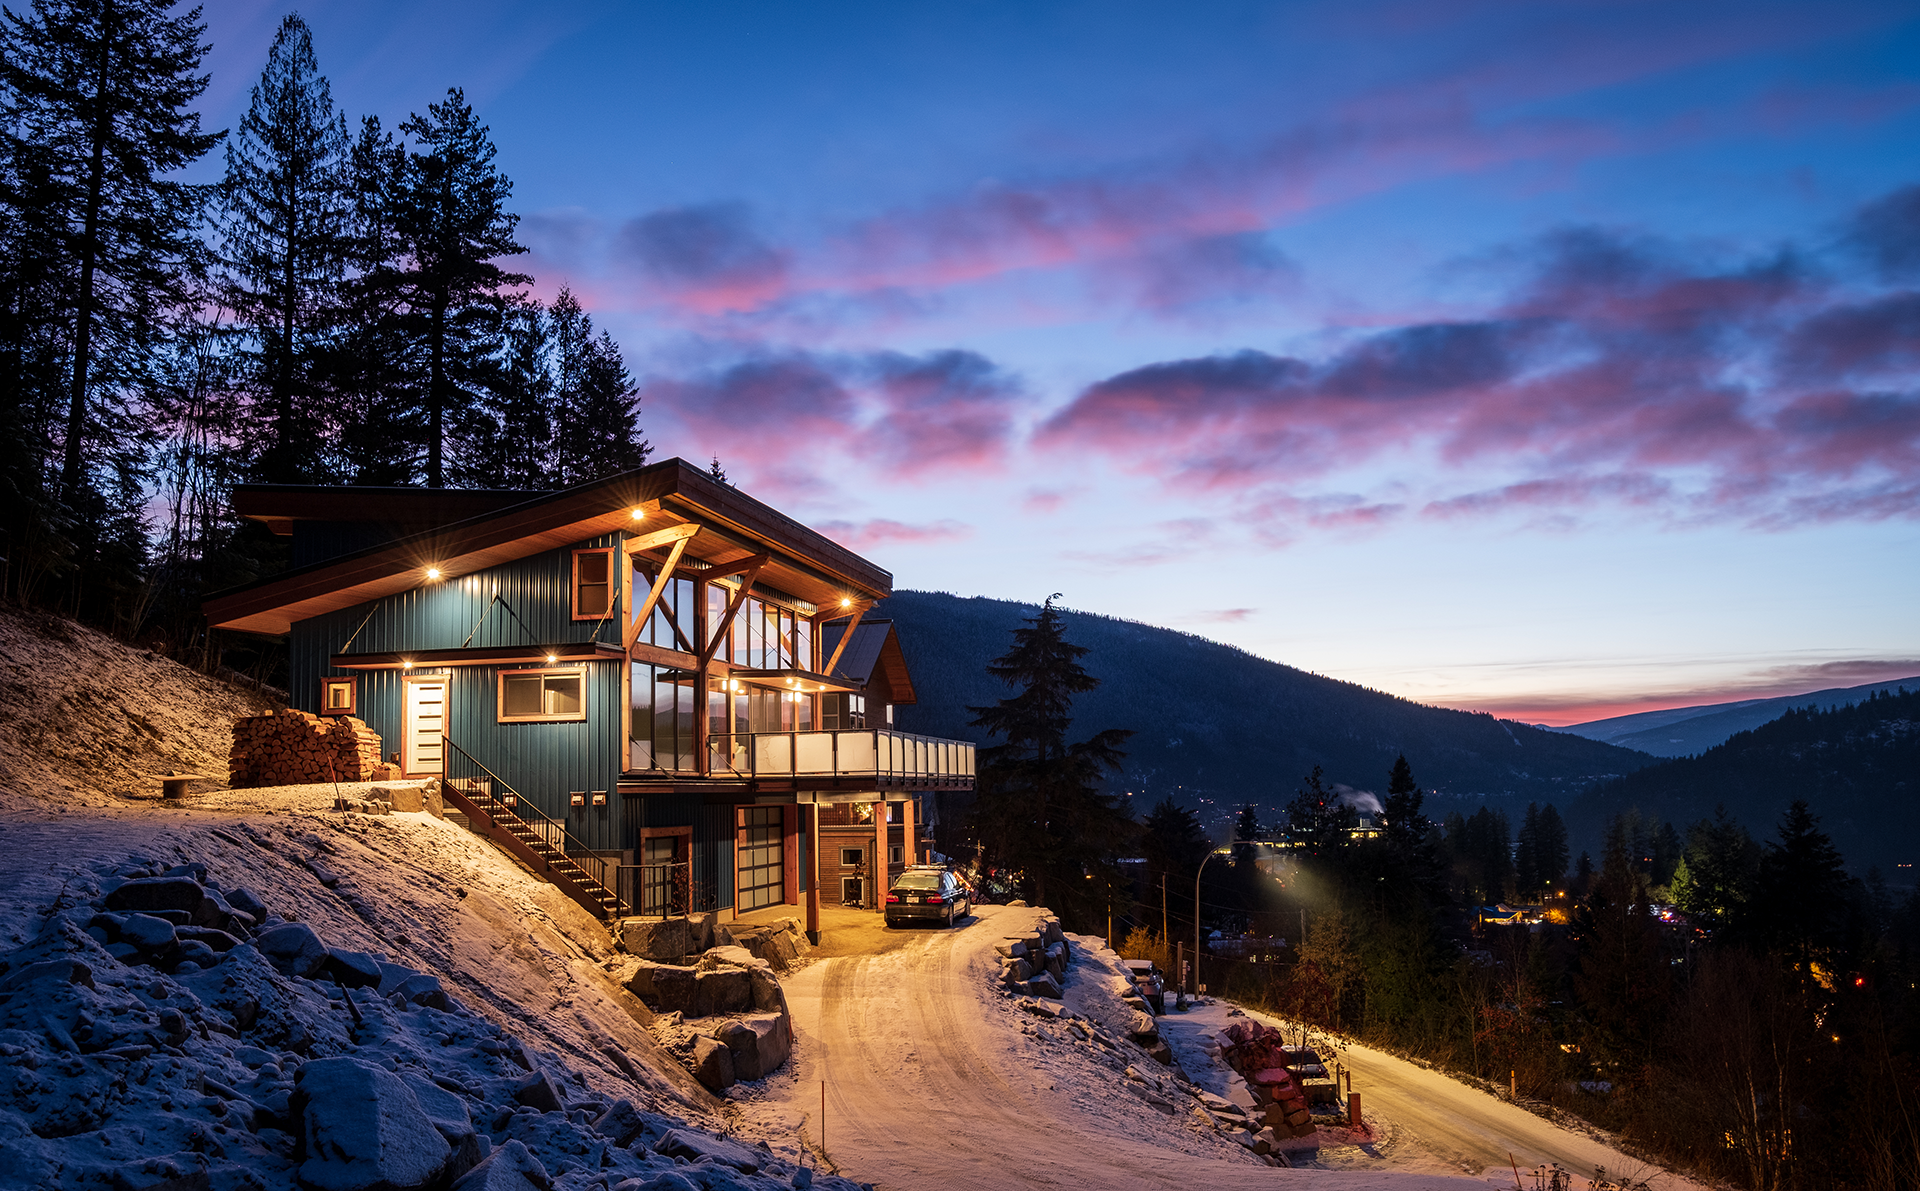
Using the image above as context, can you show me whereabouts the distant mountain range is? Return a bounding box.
[1548,675,1920,757]
[879,591,1653,831]
[1564,687,1920,880]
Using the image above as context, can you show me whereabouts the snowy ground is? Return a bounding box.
[1157,1001,1703,1190]
[745,908,1501,1191]
[0,610,1710,1190]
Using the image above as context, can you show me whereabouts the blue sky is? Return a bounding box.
[196,0,1920,723]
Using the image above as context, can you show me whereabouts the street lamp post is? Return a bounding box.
[1193,847,1227,997]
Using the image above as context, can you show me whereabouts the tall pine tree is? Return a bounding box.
[218,12,348,484]
[1,0,221,500]
[967,594,1132,922]
[393,88,526,488]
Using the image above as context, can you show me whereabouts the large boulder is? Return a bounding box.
[652,1129,766,1173]
[619,917,692,961]
[690,1035,734,1092]
[1027,970,1063,1000]
[716,1012,789,1081]
[103,876,206,914]
[512,1070,564,1113]
[697,945,757,970]
[637,965,696,1014]
[399,1072,483,1181]
[449,1139,551,1191]
[325,949,384,989]
[256,922,329,979]
[294,1056,452,1191]
[748,966,788,1015]
[691,968,752,1017]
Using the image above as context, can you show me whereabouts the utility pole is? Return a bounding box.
[1161,874,1168,945]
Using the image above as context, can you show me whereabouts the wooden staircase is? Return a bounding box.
[439,740,625,921]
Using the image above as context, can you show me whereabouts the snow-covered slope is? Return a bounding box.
[0,603,277,808]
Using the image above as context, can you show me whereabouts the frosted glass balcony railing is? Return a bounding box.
[707,728,975,787]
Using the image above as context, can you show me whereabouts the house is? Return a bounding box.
[202,459,976,935]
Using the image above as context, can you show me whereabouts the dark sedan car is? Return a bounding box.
[884,866,971,927]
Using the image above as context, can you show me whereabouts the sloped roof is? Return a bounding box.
[205,458,893,636]
[822,619,917,705]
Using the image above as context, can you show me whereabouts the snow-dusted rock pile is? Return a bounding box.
[994,915,1069,998]
[1211,1019,1327,1139]
[0,856,858,1191]
[627,944,795,1093]
[230,709,389,788]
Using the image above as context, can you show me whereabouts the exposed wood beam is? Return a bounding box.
[695,553,768,584]
[698,555,769,668]
[624,533,692,650]
[629,641,699,670]
[621,522,699,555]
[821,604,868,678]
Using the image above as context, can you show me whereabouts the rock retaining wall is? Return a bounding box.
[229,709,387,788]
[996,913,1070,997]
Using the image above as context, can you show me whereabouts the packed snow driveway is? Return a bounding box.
[765,905,1484,1191]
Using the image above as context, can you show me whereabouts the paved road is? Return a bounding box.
[771,905,1488,1191]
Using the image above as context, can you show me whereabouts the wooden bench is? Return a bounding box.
[157,773,206,799]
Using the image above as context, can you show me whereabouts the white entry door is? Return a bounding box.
[404,677,447,775]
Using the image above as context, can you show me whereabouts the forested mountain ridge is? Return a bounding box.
[1551,674,1920,757]
[879,590,1654,825]
[1565,686,1920,878]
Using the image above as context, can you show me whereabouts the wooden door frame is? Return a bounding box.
[401,673,449,778]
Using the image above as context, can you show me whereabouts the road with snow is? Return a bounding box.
[1157,1006,1692,1190]
[769,905,1490,1191]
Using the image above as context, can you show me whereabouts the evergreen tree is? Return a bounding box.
[1381,754,1430,854]
[1516,802,1543,899]
[393,87,526,487]
[1,0,221,501]
[1747,800,1852,968]
[967,594,1133,921]
[218,12,348,484]
[1534,803,1570,893]
[1234,804,1261,841]
[1571,815,1670,1076]
[1284,765,1355,858]
[477,296,552,488]
[708,455,727,484]
[1671,804,1758,931]
[330,114,416,483]
[548,287,647,484]
[1141,796,1210,943]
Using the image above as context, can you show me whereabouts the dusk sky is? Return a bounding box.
[195,1,1920,725]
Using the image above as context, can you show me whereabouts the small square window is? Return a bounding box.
[889,845,903,864]
[499,668,587,723]
[840,847,864,867]
[572,549,613,621]
[320,677,356,716]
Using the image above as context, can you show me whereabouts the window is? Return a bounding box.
[822,692,866,730]
[889,845,903,864]
[319,677,356,716]
[840,847,864,868]
[499,668,587,722]
[572,549,612,620]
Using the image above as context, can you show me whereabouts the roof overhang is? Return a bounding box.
[330,642,627,671]
[205,459,893,636]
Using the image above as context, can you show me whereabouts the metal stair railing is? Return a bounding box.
[439,738,627,920]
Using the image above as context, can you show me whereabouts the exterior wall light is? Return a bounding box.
[840,598,851,608]
[631,508,645,520]
[425,567,442,580]
[402,660,413,670]
[545,654,557,663]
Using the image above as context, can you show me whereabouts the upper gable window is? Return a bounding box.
[573,549,612,620]
[499,668,587,722]
[319,677,356,716]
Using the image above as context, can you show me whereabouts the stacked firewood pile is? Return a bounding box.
[1215,1020,1328,1138]
[229,708,387,787]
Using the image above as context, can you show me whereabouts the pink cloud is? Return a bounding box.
[814,518,973,552]
[1039,224,1920,530]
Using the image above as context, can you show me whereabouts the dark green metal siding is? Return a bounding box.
[286,535,628,852]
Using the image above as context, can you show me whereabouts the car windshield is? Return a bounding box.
[894,873,942,890]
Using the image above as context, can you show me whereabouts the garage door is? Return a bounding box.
[737,806,784,911]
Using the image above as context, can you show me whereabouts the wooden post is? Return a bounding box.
[1348,1091,1362,1132]
[901,795,915,867]
[804,803,821,945]
[872,800,884,910]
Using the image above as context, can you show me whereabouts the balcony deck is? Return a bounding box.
[619,727,974,796]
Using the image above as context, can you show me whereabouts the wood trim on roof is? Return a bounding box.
[330,642,627,670]
[204,459,893,635]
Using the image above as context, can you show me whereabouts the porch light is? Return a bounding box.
[402,660,413,670]
[840,598,851,608]
[631,508,645,520]
[545,654,557,664]
[425,567,442,580]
